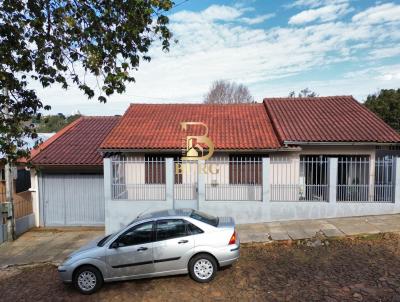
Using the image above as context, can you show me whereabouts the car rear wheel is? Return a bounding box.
[189,254,217,283]
[73,265,103,295]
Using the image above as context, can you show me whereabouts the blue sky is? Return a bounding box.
[37,0,400,115]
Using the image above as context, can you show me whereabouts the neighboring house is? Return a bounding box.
[0,133,56,242]
[0,161,34,243]
[29,96,400,233]
[30,116,120,227]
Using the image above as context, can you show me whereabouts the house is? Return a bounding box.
[0,133,55,242]
[30,116,120,227]
[0,161,34,243]
[29,96,400,233]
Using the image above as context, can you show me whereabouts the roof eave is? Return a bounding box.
[31,163,103,167]
[99,147,298,154]
[283,141,400,146]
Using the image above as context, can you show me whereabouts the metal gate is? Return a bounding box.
[41,174,105,226]
[174,160,198,209]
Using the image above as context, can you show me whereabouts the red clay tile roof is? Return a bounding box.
[31,116,120,166]
[263,96,400,144]
[100,104,281,150]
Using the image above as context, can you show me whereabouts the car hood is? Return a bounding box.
[69,236,103,257]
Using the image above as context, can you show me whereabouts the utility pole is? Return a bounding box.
[3,86,16,241]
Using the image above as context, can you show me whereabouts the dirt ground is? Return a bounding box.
[1,233,400,302]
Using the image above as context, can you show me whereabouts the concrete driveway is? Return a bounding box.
[0,228,104,267]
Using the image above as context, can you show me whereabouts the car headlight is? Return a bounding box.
[63,256,77,266]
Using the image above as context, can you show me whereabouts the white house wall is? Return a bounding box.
[29,168,40,227]
[104,148,400,234]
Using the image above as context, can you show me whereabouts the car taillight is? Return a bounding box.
[228,231,236,245]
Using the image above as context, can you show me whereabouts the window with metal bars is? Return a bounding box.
[144,155,182,184]
[144,155,166,184]
[228,155,262,185]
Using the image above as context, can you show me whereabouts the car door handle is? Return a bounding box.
[178,240,188,244]
[137,247,148,251]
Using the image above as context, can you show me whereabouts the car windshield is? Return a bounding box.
[190,210,219,227]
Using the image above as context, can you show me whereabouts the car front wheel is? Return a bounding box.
[189,254,217,283]
[73,265,103,294]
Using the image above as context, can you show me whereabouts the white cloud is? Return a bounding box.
[286,0,324,8]
[252,64,400,102]
[369,46,400,59]
[352,3,400,24]
[344,64,400,80]
[286,0,349,9]
[34,3,400,114]
[234,0,256,9]
[240,13,275,25]
[171,5,243,23]
[372,65,400,82]
[288,3,352,25]
[378,72,400,81]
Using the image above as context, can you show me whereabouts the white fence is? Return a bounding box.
[173,157,262,201]
[204,157,262,201]
[112,157,166,200]
[111,155,396,203]
[337,156,394,203]
[174,160,198,200]
[270,156,328,202]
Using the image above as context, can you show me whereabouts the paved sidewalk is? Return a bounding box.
[237,214,400,243]
[0,228,103,267]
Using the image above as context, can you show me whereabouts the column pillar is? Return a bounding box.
[262,157,270,202]
[197,160,205,208]
[328,157,338,204]
[394,157,400,204]
[165,158,174,208]
[103,157,112,234]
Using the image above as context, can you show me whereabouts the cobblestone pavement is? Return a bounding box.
[0,233,400,301]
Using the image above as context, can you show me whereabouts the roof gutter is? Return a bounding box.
[99,147,301,154]
[283,141,400,146]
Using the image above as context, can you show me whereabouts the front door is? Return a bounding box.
[106,221,155,278]
[153,219,195,273]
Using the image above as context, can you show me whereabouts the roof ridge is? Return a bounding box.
[263,95,353,101]
[80,115,121,119]
[29,117,84,161]
[263,101,284,145]
[128,102,263,106]
[348,96,400,139]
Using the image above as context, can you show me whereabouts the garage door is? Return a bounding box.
[41,174,104,226]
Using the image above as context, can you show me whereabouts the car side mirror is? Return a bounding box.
[110,240,120,249]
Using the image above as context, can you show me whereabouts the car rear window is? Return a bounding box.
[190,210,219,227]
[187,222,204,235]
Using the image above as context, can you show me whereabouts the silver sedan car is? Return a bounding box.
[58,209,240,294]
